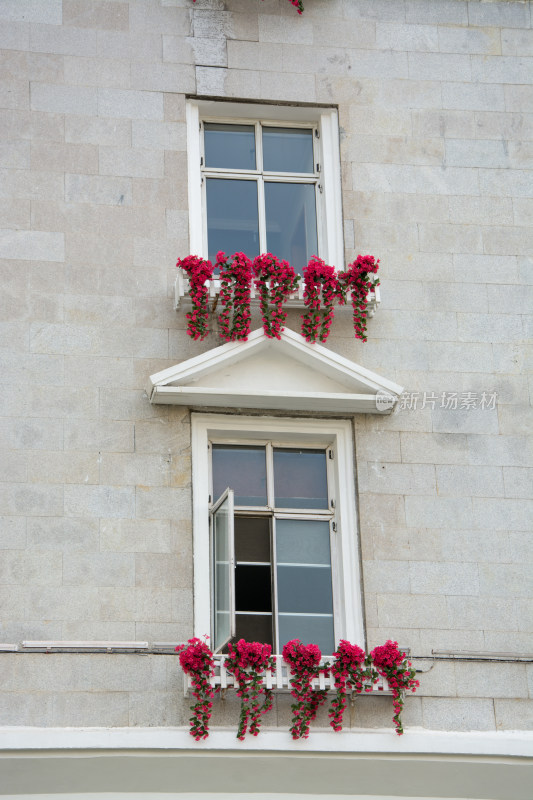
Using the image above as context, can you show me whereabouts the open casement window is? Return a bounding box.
[195,415,364,657]
[210,488,235,654]
[187,101,344,272]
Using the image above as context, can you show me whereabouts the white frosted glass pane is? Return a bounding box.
[278,615,335,655]
[277,566,333,615]
[213,494,231,653]
[276,519,331,565]
[274,448,328,509]
[265,182,317,273]
[206,178,259,263]
[262,127,314,173]
[204,123,256,170]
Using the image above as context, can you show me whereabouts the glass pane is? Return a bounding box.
[204,123,256,170]
[212,491,234,653]
[262,127,314,173]
[278,614,335,656]
[265,182,317,273]
[236,565,272,612]
[235,516,271,563]
[274,448,328,509]
[277,566,333,615]
[276,519,331,565]
[212,445,267,506]
[236,613,273,647]
[206,178,259,264]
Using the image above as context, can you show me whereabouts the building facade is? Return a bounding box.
[0,1,531,797]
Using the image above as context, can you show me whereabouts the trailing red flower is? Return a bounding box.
[301,257,342,344]
[370,640,419,736]
[177,255,214,341]
[282,639,328,739]
[176,637,217,740]
[253,253,299,339]
[338,255,380,342]
[327,640,378,732]
[216,251,253,342]
[224,639,276,740]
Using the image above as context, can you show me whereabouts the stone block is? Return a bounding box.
[441,528,511,565]
[468,1,530,29]
[65,115,131,146]
[162,34,194,65]
[359,462,436,495]
[79,654,167,692]
[29,386,99,420]
[419,223,483,254]
[362,560,410,593]
[483,225,533,256]
[63,552,135,587]
[0,198,31,230]
[442,82,505,111]
[134,588,173,622]
[498,404,533,436]
[406,0,467,24]
[30,23,97,56]
[418,628,485,654]
[417,660,457,697]
[53,691,129,727]
[99,388,168,422]
[432,406,499,436]
[99,147,164,179]
[410,561,480,596]
[480,167,532,198]
[455,662,528,699]
[65,174,132,205]
[28,451,100,485]
[484,631,533,654]
[449,196,513,226]
[100,453,170,487]
[352,163,480,196]
[427,341,492,372]
[135,553,187,589]
[27,517,99,552]
[405,496,474,529]
[64,485,135,519]
[98,88,164,121]
[130,63,195,94]
[409,52,472,81]
[0,141,30,169]
[0,692,54,727]
[0,483,64,517]
[2,353,64,386]
[502,28,533,57]
[375,21,438,52]
[31,82,98,116]
[26,586,99,620]
[344,0,406,22]
[98,587,134,620]
[61,621,135,640]
[356,431,401,463]
[479,563,531,597]
[472,54,533,85]
[446,138,510,169]
[63,0,130,31]
[438,25,501,55]
[64,420,134,453]
[504,468,533,500]
[135,486,190,521]
[0,21,29,51]
[475,498,532,533]
[96,28,163,62]
[132,120,186,151]
[467,434,533,468]
[436,465,504,498]
[422,697,495,731]
[100,518,173,553]
[0,516,26,550]
[0,230,64,262]
[129,690,186,727]
[495,699,533,731]
[377,593,449,628]
[63,55,131,88]
[513,198,533,227]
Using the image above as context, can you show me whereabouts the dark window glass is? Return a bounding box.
[206,178,259,264]
[212,445,267,506]
[235,516,271,563]
[204,123,256,170]
[273,448,328,509]
[236,614,273,647]
[262,127,314,174]
[236,565,272,613]
[264,182,317,273]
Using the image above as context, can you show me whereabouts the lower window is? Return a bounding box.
[192,414,365,656]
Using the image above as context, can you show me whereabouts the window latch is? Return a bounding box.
[332,522,337,533]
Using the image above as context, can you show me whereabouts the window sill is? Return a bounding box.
[174,270,381,317]
[183,654,390,697]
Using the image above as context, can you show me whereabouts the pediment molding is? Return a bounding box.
[147,328,403,414]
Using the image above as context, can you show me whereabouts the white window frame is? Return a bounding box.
[191,413,365,654]
[186,100,345,271]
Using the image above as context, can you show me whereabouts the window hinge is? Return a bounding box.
[330,499,335,509]
[328,449,334,460]
[208,494,212,504]
[200,156,203,166]
[316,163,321,173]
[199,121,202,131]
[314,129,320,139]
[332,522,337,533]
[319,184,323,193]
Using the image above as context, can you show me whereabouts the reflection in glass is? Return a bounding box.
[276,519,331,565]
[235,516,271,563]
[265,182,317,273]
[206,179,259,264]
[212,492,232,653]
[278,614,334,656]
[212,445,267,506]
[274,449,328,509]
[263,127,314,174]
[204,123,256,170]
[277,566,333,615]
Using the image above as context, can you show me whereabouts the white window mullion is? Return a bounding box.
[272,515,280,654]
[257,175,267,256]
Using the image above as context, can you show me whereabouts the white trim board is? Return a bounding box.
[147,328,403,414]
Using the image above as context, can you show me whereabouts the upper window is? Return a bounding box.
[186,101,345,273]
[202,122,319,271]
[191,414,365,657]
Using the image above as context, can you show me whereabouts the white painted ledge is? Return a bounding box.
[1,727,531,758]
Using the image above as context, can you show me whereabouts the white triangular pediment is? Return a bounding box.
[147,328,403,414]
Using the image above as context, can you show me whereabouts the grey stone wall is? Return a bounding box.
[0,0,531,733]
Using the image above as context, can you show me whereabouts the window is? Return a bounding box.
[186,101,344,272]
[192,414,365,656]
